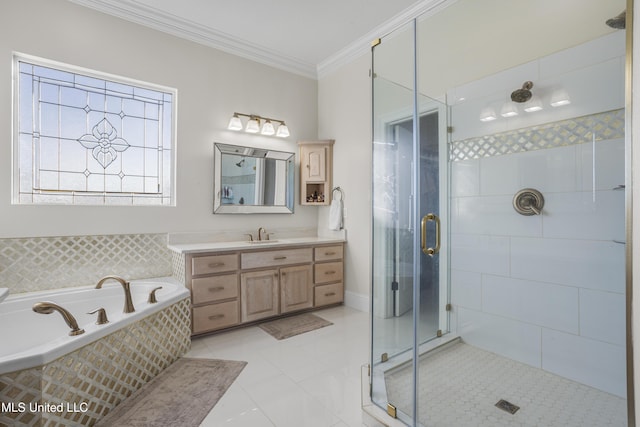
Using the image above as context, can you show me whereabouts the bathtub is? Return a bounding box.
[0,277,191,426]
[0,277,190,375]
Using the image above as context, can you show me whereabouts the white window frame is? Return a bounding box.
[12,53,177,206]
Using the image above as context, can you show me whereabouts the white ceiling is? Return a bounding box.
[67,0,432,78]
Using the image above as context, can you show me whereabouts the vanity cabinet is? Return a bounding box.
[179,241,344,336]
[299,140,334,205]
[313,245,344,307]
[240,269,279,322]
[280,265,314,313]
[189,254,240,334]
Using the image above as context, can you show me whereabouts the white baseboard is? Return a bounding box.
[344,291,370,312]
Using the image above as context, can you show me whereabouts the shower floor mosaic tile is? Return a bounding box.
[384,341,627,427]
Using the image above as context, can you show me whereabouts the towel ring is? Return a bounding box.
[332,186,344,201]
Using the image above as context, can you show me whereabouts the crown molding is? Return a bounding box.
[316,0,455,79]
[68,0,456,81]
[67,0,318,79]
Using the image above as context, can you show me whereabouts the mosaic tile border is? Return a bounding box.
[450,109,625,162]
[0,297,190,427]
[0,233,172,294]
[171,251,186,286]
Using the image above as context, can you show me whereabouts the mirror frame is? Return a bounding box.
[213,142,295,214]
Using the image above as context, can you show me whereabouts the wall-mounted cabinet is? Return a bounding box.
[298,140,334,205]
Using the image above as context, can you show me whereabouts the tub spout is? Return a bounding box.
[96,276,135,313]
[32,301,85,336]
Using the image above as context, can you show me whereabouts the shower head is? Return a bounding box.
[606,10,626,29]
[235,159,245,167]
[510,81,533,103]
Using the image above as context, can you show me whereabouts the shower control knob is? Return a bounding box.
[513,188,544,216]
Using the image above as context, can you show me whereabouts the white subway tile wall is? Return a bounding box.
[450,117,626,397]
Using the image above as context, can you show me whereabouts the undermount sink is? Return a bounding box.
[0,288,8,303]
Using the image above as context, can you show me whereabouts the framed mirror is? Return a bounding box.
[213,142,295,214]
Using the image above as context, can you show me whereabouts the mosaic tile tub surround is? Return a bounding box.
[0,233,172,294]
[0,297,191,427]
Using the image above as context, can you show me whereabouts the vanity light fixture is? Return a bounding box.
[227,112,290,138]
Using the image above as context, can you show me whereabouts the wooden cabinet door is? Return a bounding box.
[301,145,326,182]
[240,269,279,322]
[280,265,313,313]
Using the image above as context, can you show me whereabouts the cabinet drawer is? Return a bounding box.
[192,274,238,305]
[192,301,239,333]
[192,253,238,275]
[314,283,343,307]
[241,248,312,269]
[314,245,343,262]
[314,261,343,284]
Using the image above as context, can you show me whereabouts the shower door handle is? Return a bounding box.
[421,213,441,256]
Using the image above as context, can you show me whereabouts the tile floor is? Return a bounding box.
[186,305,628,427]
[384,341,627,427]
[186,306,371,427]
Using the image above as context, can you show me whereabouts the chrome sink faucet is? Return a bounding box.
[95,276,135,313]
[257,227,266,241]
[32,301,85,336]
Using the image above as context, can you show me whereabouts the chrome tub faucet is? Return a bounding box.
[32,301,85,336]
[95,275,135,313]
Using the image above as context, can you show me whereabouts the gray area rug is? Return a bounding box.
[259,313,333,340]
[96,357,247,427]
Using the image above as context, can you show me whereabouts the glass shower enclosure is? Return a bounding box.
[370,1,629,426]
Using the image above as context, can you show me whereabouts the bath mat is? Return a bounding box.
[96,357,246,427]
[259,313,333,340]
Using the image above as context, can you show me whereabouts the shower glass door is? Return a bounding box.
[371,19,450,425]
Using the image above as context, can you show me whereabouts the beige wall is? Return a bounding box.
[318,54,371,310]
[0,0,319,238]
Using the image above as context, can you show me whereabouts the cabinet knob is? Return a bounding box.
[274,256,287,260]
[208,286,225,293]
[325,271,336,275]
[325,292,336,297]
[208,314,224,320]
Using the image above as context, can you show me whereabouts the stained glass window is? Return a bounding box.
[13,55,176,205]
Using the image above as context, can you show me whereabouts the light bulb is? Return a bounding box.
[276,123,290,138]
[227,114,243,131]
[261,120,275,136]
[245,117,260,133]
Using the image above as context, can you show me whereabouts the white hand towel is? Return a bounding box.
[329,199,343,231]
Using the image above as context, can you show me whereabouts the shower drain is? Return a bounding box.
[495,399,520,415]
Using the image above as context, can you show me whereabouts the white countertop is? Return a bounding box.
[168,236,346,254]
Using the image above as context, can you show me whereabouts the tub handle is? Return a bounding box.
[88,308,109,325]
[148,286,163,304]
